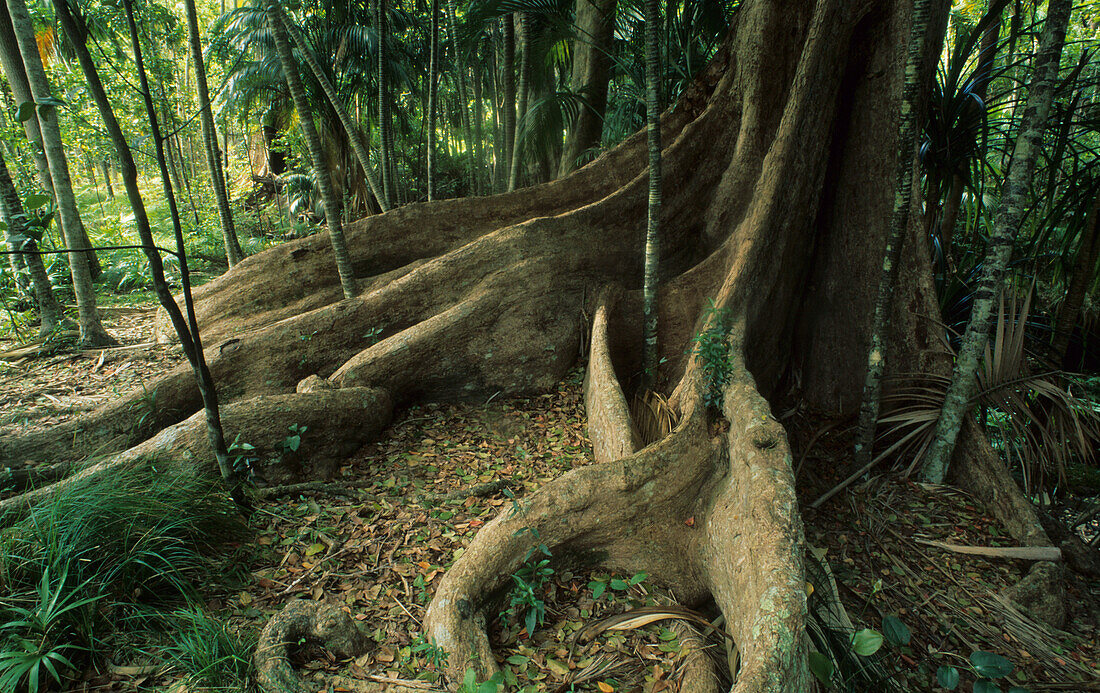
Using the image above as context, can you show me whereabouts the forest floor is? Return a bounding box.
[2,306,1099,692]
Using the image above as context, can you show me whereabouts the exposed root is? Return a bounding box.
[255,600,368,693]
[0,387,392,517]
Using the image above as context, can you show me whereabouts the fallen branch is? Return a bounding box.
[915,539,1061,562]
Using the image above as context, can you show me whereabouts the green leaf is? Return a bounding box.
[970,651,1013,678]
[629,572,648,584]
[589,581,606,599]
[973,680,1001,693]
[881,615,911,646]
[304,543,325,556]
[477,682,498,693]
[24,193,51,210]
[524,609,536,636]
[609,578,628,590]
[808,650,834,687]
[1006,688,1030,693]
[15,101,34,122]
[850,628,884,656]
[506,654,528,665]
[936,665,960,690]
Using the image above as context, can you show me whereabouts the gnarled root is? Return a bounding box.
[255,600,368,693]
[424,298,810,692]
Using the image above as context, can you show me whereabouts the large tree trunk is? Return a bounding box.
[3,0,1049,690]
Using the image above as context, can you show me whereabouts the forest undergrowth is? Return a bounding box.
[2,307,1099,692]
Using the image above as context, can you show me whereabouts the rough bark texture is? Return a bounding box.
[2,1,1048,690]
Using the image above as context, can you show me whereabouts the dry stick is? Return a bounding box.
[51,0,245,510]
[914,539,1061,562]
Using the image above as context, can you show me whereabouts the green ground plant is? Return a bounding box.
[0,466,248,691]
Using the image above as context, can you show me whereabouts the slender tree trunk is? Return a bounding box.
[270,0,388,212]
[182,0,243,266]
[1050,193,1100,365]
[852,0,942,469]
[640,0,660,387]
[264,0,358,298]
[559,0,616,177]
[922,0,1072,483]
[444,0,474,192]
[0,149,63,334]
[508,13,529,192]
[500,16,515,193]
[0,0,99,279]
[427,0,439,201]
[53,0,244,508]
[378,0,394,208]
[472,60,484,194]
[100,159,114,198]
[5,0,111,346]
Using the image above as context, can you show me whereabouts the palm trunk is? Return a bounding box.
[4,0,111,346]
[922,0,1072,483]
[269,0,388,212]
[378,0,394,208]
[852,0,941,469]
[559,0,617,177]
[444,0,474,193]
[500,16,515,193]
[640,0,660,388]
[265,0,358,298]
[183,0,243,266]
[1050,194,1100,366]
[472,60,484,194]
[427,0,439,201]
[508,13,529,192]
[53,0,244,508]
[0,149,62,334]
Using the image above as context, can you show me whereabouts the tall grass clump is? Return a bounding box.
[0,465,248,691]
[161,606,256,691]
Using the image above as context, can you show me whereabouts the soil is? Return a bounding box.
[4,306,1099,692]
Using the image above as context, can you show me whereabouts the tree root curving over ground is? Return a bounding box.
[1,0,1062,690]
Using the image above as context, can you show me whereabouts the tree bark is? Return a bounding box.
[558,0,616,177]
[4,0,111,347]
[922,0,1072,483]
[183,0,244,266]
[264,0,358,299]
[0,147,63,334]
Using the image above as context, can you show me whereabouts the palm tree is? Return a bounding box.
[640,0,659,386]
[264,0,358,298]
[3,0,112,347]
[427,0,439,200]
[183,0,244,266]
[922,0,1073,484]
